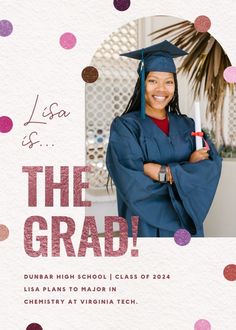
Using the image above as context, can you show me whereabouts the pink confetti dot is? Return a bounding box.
[223,66,236,83]
[113,0,131,11]
[223,264,236,281]
[0,116,13,133]
[174,229,191,246]
[0,224,9,241]
[60,32,77,49]
[0,19,13,37]
[194,319,211,330]
[194,16,211,32]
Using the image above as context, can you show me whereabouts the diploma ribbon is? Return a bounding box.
[191,131,210,151]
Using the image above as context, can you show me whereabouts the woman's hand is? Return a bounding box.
[189,148,209,163]
[143,163,174,184]
[166,166,174,185]
[143,163,161,181]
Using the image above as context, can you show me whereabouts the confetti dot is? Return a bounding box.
[194,16,211,32]
[59,32,77,49]
[0,20,13,37]
[82,66,99,83]
[0,116,13,133]
[174,229,191,246]
[223,66,236,83]
[223,264,236,281]
[26,323,43,330]
[113,0,131,11]
[194,319,211,330]
[0,224,9,241]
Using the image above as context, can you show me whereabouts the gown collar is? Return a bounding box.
[140,111,177,139]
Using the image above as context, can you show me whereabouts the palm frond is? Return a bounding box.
[150,19,233,147]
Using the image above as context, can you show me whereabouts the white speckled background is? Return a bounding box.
[0,1,235,329]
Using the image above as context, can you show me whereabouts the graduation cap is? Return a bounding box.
[120,40,188,119]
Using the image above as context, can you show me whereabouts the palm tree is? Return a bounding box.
[150,19,234,148]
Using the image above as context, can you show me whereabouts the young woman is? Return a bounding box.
[106,40,222,237]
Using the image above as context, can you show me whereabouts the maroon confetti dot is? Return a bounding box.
[0,116,13,133]
[194,319,211,330]
[223,264,236,281]
[194,16,211,33]
[113,0,131,11]
[82,66,99,83]
[174,229,191,246]
[0,20,13,37]
[26,323,43,330]
[59,32,77,49]
[223,66,236,83]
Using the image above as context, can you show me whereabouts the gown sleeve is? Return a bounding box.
[106,116,177,230]
[168,126,222,233]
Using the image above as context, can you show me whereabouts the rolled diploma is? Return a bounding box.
[194,101,203,150]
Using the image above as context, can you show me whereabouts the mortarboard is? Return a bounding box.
[120,40,188,119]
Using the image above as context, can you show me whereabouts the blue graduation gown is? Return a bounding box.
[106,111,222,237]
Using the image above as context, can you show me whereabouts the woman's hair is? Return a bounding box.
[122,72,182,116]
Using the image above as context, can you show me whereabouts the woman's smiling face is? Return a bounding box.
[145,71,175,114]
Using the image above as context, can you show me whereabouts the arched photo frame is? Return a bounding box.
[85,15,236,237]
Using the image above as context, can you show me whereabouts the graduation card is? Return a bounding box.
[0,1,236,329]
